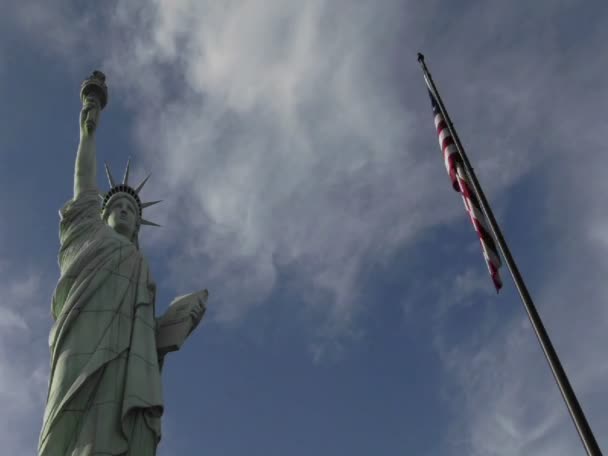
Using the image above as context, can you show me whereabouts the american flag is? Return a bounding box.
[425,84,503,292]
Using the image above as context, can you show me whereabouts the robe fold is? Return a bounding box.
[39,190,163,456]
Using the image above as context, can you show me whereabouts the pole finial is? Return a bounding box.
[417,52,425,63]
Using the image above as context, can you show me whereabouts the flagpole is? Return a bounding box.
[417,52,602,456]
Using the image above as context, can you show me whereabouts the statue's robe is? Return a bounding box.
[39,190,163,456]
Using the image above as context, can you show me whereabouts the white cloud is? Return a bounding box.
[95,0,458,346]
[4,1,542,357]
[97,0,548,357]
[0,306,28,330]
[0,265,51,454]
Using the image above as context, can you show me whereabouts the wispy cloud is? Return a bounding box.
[0,260,51,454]
[93,0,535,353]
[4,2,541,357]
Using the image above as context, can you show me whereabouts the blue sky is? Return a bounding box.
[1,1,607,454]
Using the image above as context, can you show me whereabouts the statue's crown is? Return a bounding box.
[100,159,161,227]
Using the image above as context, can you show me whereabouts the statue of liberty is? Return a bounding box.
[38,71,207,455]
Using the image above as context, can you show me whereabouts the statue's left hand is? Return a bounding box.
[164,289,208,336]
[188,289,207,330]
[156,289,208,356]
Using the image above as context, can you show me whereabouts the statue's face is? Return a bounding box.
[106,196,138,240]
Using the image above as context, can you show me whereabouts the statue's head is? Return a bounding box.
[104,194,140,241]
[101,159,161,247]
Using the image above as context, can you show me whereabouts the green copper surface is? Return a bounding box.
[38,72,207,456]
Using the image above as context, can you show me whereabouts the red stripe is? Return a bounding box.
[457,175,481,211]
[488,262,503,291]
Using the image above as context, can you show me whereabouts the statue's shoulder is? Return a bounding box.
[60,190,101,222]
[58,190,103,245]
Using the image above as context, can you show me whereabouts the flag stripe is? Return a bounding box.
[436,116,463,191]
[425,87,503,292]
[458,177,502,267]
[456,168,496,244]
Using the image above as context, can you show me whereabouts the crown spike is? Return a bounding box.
[135,174,151,194]
[140,218,161,227]
[104,162,116,187]
[141,200,162,209]
[122,157,131,186]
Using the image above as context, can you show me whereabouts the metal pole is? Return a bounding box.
[417,52,602,456]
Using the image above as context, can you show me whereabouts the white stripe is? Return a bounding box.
[434,113,444,129]
[457,187,502,267]
[479,238,501,268]
[455,169,496,247]
[459,194,469,212]
[462,196,495,253]
[455,164,467,180]
[438,128,452,146]
[481,250,500,277]
[462,200,502,268]
[443,144,458,173]
[464,197,492,237]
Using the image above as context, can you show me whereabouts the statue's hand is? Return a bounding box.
[157,289,208,355]
[168,289,208,333]
[188,289,207,331]
[80,95,101,137]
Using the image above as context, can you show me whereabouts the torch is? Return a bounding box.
[80,70,108,132]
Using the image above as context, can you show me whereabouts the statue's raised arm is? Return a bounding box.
[74,71,108,198]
